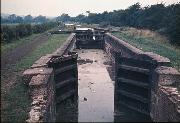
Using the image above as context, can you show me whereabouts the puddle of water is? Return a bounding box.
[56,49,151,122]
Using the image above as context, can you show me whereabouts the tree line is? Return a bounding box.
[1,14,49,24]
[1,22,57,43]
[57,3,180,45]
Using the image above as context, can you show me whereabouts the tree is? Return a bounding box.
[56,13,71,22]
[74,14,86,22]
[16,16,23,23]
[24,15,33,23]
[8,14,17,23]
[33,15,48,23]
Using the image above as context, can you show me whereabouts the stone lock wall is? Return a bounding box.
[104,33,143,61]
[151,66,180,122]
[22,31,180,122]
[104,33,180,122]
[23,33,76,122]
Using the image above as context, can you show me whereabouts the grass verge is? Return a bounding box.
[1,33,41,53]
[112,27,180,71]
[1,27,58,53]
[1,34,70,122]
[1,77,31,122]
[15,34,69,70]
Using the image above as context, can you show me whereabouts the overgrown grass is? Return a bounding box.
[1,77,31,122]
[1,33,41,53]
[1,34,70,122]
[15,34,69,70]
[112,27,180,71]
[1,27,58,53]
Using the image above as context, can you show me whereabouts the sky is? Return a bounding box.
[1,0,180,17]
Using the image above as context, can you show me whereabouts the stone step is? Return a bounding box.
[56,89,76,103]
[118,101,149,116]
[118,64,150,74]
[54,64,77,74]
[56,78,77,89]
[117,77,149,89]
[117,90,148,103]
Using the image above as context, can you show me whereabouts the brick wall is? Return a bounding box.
[22,32,180,122]
[23,33,76,122]
[105,33,180,122]
[151,66,180,122]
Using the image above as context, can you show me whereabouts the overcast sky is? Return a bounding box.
[1,0,179,17]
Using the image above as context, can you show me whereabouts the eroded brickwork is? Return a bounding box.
[151,66,180,122]
[23,33,76,122]
[105,33,180,122]
[22,31,180,122]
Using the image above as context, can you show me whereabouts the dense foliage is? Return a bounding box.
[1,22,57,43]
[1,14,49,24]
[57,3,180,45]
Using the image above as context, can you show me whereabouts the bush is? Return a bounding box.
[1,22,57,43]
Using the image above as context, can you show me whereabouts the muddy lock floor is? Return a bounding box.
[78,49,114,122]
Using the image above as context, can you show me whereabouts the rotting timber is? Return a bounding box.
[23,28,180,122]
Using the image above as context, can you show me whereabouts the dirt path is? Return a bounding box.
[1,33,51,92]
[1,33,50,68]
